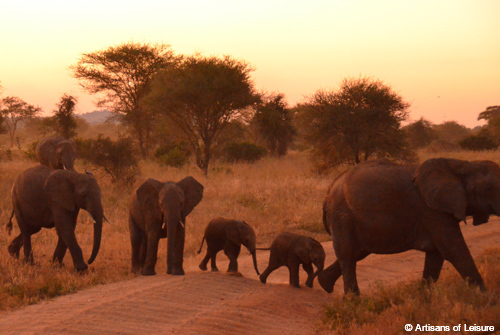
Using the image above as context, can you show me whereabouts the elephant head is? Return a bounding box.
[227,221,260,275]
[414,158,500,226]
[44,170,103,264]
[36,136,77,170]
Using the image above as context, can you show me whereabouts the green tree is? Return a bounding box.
[71,42,179,156]
[459,129,499,151]
[0,96,41,147]
[298,77,413,171]
[253,93,295,156]
[403,117,436,149]
[146,55,259,175]
[432,121,471,145]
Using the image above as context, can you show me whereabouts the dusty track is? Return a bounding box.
[1,221,500,334]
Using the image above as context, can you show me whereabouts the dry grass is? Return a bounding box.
[0,151,333,312]
[320,248,500,334]
[1,148,500,314]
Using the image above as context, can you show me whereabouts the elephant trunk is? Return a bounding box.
[251,251,260,275]
[87,207,103,265]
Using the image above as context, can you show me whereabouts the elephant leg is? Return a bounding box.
[139,233,147,269]
[57,225,87,272]
[430,223,485,290]
[21,227,41,264]
[224,243,241,273]
[210,250,219,272]
[318,261,341,293]
[259,251,281,284]
[303,263,315,288]
[129,217,143,273]
[8,233,23,258]
[143,230,160,276]
[52,235,67,266]
[318,250,369,294]
[422,249,444,283]
[288,256,301,288]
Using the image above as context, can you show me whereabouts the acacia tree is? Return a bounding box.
[403,117,436,149]
[252,93,295,156]
[71,42,179,156]
[47,94,78,139]
[478,105,500,138]
[0,96,41,147]
[146,55,259,175]
[299,77,413,171]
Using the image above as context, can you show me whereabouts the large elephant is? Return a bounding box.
[197,217,260,275]
[7,165,103,272]
[259,232,325,288]
[129,176,204,276]
[36,136,76,170]
[318,158,500,295]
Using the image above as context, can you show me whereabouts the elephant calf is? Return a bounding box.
[259,232,325,288]
[198,217,260,276]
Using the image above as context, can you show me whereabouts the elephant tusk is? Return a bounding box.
[179,220,185,229]
[104,215,113,225]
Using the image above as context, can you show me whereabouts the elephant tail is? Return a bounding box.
[197,236,206,254]
[6,209,14,236]
[322,201,331,235]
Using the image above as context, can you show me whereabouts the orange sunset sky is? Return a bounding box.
[1,0,499,128]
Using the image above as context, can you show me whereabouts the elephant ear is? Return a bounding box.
[226,221,242,245]
[136,179,164,221]
[413,158,468,221]
[177,176,204,218]
[44,170,76,211]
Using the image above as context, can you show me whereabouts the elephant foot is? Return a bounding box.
[199,263,207,271]
[211,267,219,272]
[75,264,89,274]
[131,266,142,274]
[171,268,185,276]
[7,245,20,259]
[290,283,301,289]
[142,268,156,276]
[305,279,314,288]
[259,275,267,284]
[317,271,334,293]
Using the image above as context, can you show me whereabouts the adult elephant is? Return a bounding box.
[7,165,103,272]
[129,176,204,276]
[36,136,76,170]
[318,158,500,295]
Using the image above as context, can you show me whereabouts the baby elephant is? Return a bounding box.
[198,218,260,276]
[259,232,325,288]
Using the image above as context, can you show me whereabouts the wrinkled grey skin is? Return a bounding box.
[129,177,204,276]
[198,217,260,276]
[259,232,325,288]
[8,165,103,272]
[318,158,500,295]
[36,136,76,171]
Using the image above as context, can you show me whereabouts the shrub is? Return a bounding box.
[154,143,191,168]
[459,130,499,151]
[223,142,267,163]
[75,135,139,185]
[23,141,39,161]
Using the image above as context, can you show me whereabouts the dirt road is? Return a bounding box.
[1,221,499,335]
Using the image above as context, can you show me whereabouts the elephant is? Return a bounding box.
[318,158,500,295]
[197,217,260,276]
[129,176,204,276]
[258,232,325,288]
[36,136,76,170]
[7,165,103,272]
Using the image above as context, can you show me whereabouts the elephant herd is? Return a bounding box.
[6,136,500,296]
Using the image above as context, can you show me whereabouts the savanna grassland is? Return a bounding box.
[1,142,500,334]
[0,147,333,311]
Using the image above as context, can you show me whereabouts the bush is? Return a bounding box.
[223,142,267,163]
[459,130,499,151]
[75,135,139,185]
[154,143,191,168]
